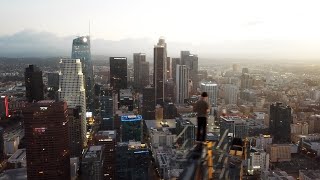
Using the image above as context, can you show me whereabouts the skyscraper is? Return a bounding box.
[110,57,128,90]
[95,130,116,180]
[180,51,199,92]
[269,102,292,143]
[154,38,167,106]
[0,96,9,118]
[171,58,180,83]
[166,57,171,79]
[68,106,83,158]
[24,65,44,102]
[133,53,146,88]
[200,81,218,107]
[142,86,155,120]
[225,84,238,105]
[140,61,150,88]
[71,36,94,112]
[176,65,189,104]
[23,101,70,180]
[58,58,87,147]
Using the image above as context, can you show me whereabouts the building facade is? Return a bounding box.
[154,38,167,106]
[176,65,189,104]
[23,101,70,180]
[110,57,127,90]
[269,102,292,143]
[200,81,218,107]
[58,58,87,147]
[24,65,44,102]
[81,145,104,180]
[72,36,94,112]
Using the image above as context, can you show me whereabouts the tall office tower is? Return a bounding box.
[233,64,240,72]
[95,130,116,180]
[176,65,190,104]
[81,145,104,180]
[0,96,9,118]
[140,61,150,88]
[242,68,249,74]
[225,84,238,104]
[58,58,87,147]
[23,101,70,180]
[163,101,177,119]
[171,58,181,83]
[154,37,167,106]
[180,51,199,91]
[133,53,146,88]
[166,57,171,79]
[164,79,175,102]
[240,73,252,89]
[24,65,44,102]
[269,102,292,143]
[47,72,60,90]
[71,36,94,112]
[100,89,114,119]
[200,81,218,107]
[121,115,142,142]
[142,86,155,120]
[180,51,190,65]
[110,57,127,90]
[68,106,82,158]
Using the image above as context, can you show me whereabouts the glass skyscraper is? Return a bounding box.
[72,36,94,113]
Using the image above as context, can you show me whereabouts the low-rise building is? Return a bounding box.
[268,144,291,163]
[261,170,295,180]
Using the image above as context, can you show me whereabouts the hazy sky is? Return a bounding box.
[1,0,320,59]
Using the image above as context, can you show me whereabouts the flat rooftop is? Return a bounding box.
[145,119,176,129]
[8,149,26,163]
[83,145,103,160]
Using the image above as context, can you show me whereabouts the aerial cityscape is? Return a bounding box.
[1,0,320,180]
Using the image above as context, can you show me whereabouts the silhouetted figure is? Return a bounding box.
[193,92,209,142]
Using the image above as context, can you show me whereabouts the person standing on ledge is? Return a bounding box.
[193,92,210,142]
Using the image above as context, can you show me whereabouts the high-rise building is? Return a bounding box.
[140,61,150,88]
[121,115,142,142]
[23,101,70,180]
[166,57,171,79]
[164,79,175,102]
[95,130,116,180]
[142,86,155,120]
[100,89,114,119]
[81,145,104,180]
[171,58,180,83]
[154,38,167,106]
[110,57,127,90]
[68,107,83,158]
[71,36,94,112]
[242,68,249,74]
[133,53,146,89]
[225,84,238,104]
[176,65,189,104]
[240,73,252,89]
[180,51,198,91]
[58,58,87,147]
[116,141,150,180]
[0,96,9,118]
[24,65,44,102]
[200,81,218,107]
[47,72,60,90]
[0,127,4,161]
[269,102,292,143]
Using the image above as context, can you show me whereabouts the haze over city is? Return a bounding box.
[1,0,320,60]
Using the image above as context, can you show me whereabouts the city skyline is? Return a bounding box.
[1,0,320,60]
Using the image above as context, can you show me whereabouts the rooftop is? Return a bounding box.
[8,149,26,163]
[83,145,103,160]
[0,168,27,180]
